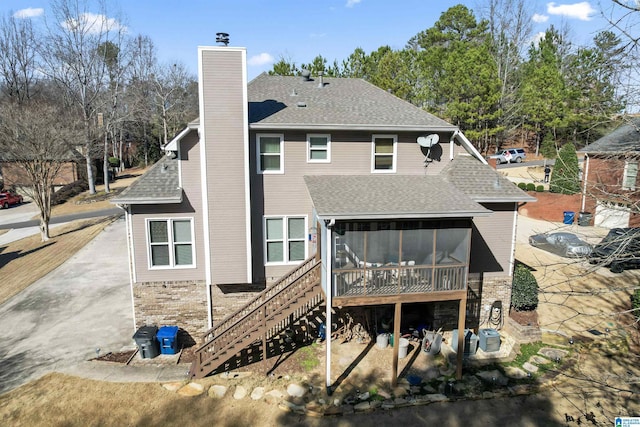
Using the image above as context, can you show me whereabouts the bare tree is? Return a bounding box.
[0,101,80,241]
[41,0,124,195]
[0,13,39,103]
[151,61,197,147]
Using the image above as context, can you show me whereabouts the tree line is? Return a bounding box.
[0,0,197,240]
[270,2,635,156]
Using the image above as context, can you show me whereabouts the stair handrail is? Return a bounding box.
[191,261,323,377]
[196,265,322,363]
[199,255,319,344]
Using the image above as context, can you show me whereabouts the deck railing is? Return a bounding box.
[334,264,466,297]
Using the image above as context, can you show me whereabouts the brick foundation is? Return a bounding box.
[133,280,208,342]
[210,283,265,324]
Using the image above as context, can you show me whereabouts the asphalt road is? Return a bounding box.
[0,203,122,229]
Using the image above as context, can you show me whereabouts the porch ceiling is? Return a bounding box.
[303,175,491,220]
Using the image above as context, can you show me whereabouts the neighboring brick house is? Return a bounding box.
[0,150,84,191]
[112,46,534,381]
[579,117,640,228]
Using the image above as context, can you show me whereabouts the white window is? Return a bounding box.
[371,134,397,173]
[307,134,331,163]
[623,160,638,190]
[264,216,307,264]
[147,219,195,268]
[257,133,284,174]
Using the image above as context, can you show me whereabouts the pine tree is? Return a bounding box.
[549,142,580,194]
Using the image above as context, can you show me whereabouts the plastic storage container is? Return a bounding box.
[478,328,501,352]
[563,211,575,225]
[156,326,179,355]
[133,325,159,359]
[451,329,478,355]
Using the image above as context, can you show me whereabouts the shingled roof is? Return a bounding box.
[579,117,640,154]
[248,74,457,132]
[442,154,536,203]
[111,156,182,204]
[303,175,491,220]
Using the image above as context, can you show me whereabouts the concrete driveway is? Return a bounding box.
[0,217,134,395]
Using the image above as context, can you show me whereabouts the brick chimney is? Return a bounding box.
[487,157,498,169]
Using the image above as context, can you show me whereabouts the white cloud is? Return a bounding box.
[248,53,274,66]
[532,13,549,23]
[13,8,44,19]
[346,0,362,7]
[546,2,596,21]
[533,31,547,45]
[63,12,126,34]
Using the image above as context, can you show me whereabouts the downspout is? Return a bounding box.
[509,204,517,277]
[116,204,137,332]
[450,132,455,161]
[325,218,334,395]
[581,154,590,212]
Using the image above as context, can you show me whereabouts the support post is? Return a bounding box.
[391,302,402,387]
[325,221,333,395]
[456,295,467,380]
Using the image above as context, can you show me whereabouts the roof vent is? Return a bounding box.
[216,32,229,46]
[290,89,297,96]
[297,101,307,107]
[318,71,324,88]
[301,69,311,81]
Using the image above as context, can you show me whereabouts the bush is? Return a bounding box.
[632,288,640,322]
[51,180,89,205]
[536,185,545,192]
[526,183,536,191]
[108,157,120,168]
[517,182,527,190]
[511,264,539,311]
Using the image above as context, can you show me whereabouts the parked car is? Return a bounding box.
[529,232,592,258]
[0,190,23,209]
[588,228,640,273]
[489,148,526,164]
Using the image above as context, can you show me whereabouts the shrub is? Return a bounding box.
[108,157,120,168]
[511,264,539,311]
[51,180,89,205]
[540,132,557,159]
[536,185,545,192]
[632,288,640,322]
[517,182,527,190]
[526,183,536,191]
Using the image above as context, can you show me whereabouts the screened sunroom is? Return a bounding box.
[333,219,471,298]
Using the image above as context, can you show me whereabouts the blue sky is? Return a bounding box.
[1,1,616,80]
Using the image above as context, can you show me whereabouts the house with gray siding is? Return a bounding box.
[112,46,534,384]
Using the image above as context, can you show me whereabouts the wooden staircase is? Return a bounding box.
[189,256,324,379]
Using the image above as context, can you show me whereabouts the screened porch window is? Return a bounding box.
[148,219,194,268]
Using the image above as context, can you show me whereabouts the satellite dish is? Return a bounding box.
[417,134,440,166]
[417,134,440,148]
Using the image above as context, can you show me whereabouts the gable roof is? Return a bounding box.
[111,156,182,205]
[579,117,640,154]
[248,74,457,132]
[442,154,536,203]
[304,175,491,220]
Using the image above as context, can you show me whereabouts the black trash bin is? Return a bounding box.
[133,325,159,359]
[578,211,592,226]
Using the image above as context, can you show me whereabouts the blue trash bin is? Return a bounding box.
[563,211,575,224]
[156,326,179,355]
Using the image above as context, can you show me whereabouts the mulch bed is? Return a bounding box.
[93,350,137,363]
[509,309,539,326]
